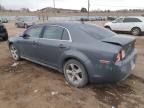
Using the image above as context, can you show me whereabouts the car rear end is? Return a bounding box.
[78,24,137,83]
[89,36,137,83]
[112,39,137,81]
[138,17,144,32]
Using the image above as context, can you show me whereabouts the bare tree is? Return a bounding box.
[21,8,30,12]
[81,7,87,13]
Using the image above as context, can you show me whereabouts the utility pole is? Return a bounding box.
[53,0,56,16]
[88,0,90,19]
[53,0,55,9]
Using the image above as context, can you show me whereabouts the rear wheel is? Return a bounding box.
[10,44,20,61]
[2,35,8,41]
[131,27,141,36]
[63,59,88,87]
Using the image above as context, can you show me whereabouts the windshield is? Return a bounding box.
[79,24,116,40]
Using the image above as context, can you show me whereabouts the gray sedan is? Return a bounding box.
[8,22,137,87]
[15,17,35,28]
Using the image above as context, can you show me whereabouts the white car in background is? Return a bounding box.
[104,16,144,36]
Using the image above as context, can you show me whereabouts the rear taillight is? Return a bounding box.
[115,49,125,63]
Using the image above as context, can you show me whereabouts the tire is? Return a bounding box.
[63,59,88,87]
[9,44,20,61]
[2,36,8,41]
[105,26,111,30]
[131,27,141,36]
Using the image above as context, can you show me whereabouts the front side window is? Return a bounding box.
[114,18,123,23]
[43,26,64,40]
[123,18,142,23]
[25,26,43,38]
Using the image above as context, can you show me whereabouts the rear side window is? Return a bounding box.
[25,26,43,38]
[62,29,70,40]
[123,18,142,22]
[43,26,64,40]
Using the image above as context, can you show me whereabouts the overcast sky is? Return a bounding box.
[0,0,144,11]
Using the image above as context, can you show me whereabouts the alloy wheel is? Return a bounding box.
[65,63,83,83]
[10,45,19,60]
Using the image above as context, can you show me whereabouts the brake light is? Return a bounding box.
[115,49,125,63]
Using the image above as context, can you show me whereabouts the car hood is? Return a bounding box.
[102,35,136,46]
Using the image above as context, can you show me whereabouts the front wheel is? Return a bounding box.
[131,27,141,36]
[10,44,20,61]
[63,59,88,87]
[105,26,111,31]
[2,35,8,41]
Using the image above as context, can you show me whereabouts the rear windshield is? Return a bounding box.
[79,24,116,40]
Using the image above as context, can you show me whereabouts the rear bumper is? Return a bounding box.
[86,49,137,83]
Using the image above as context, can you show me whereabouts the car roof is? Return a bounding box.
[35,21,116,42]
[116,16,144,22]
[123,16,144,20]
[37,21,100,30]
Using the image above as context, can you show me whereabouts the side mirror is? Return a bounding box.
[21,34,30,39]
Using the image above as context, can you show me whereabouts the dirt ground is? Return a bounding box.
[0,21,144,108]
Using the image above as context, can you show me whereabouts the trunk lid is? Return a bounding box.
[102,35,135,46]
[102,35,136,59]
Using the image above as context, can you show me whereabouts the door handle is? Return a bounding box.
[33,41,38,46]
[59,44,66,49]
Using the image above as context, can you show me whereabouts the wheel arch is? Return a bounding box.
[131,26,141,31]
[9,42,13,48]
[59,50,94,81]
[59,50,90,72]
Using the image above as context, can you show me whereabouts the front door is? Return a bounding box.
[18,26,44,60]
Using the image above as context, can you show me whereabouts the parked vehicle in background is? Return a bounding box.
[0,17,8,23]
[104,16,144,36]
[107,16,118,21]
[8,22,137,87]
[96,16,106,21]
[15,17,36,28]
[0,22,8,41]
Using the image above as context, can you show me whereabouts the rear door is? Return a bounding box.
[37,25,71,68]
